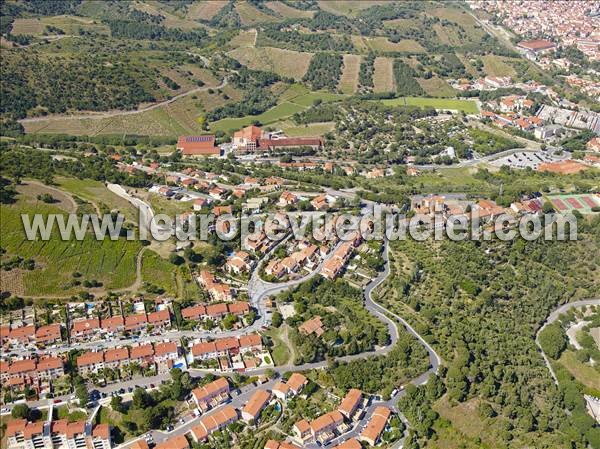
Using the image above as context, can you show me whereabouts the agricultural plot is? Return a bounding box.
[481,55,518,77]
[141,251,177,296]
[317,0,389,16]
[373,57,395,92]
[228,47,313,80]
[11,15,109,36]
[417,77,457,97]
[228,29,257,48]
[264,1,315,18]
[185,0,227,21]
[381,97,479,114]
[210,101,306,133]
[547,194,600,214]
[350,35,370,53]
[289,92,347,107]
[130,1,199,30]
[274,120,336,137]
[0,201,141,296]
[235,1,279,26]
[338,54,362,94]
[24,86,241,137]
[365,37,425,53]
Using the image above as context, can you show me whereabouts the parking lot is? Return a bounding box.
[489,151,561,170]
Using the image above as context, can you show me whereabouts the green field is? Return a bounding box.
[141,250,177,296]
[381,97,479,114]
[210,91,346,133]
[559,351,600,391]
[0,200,141,297]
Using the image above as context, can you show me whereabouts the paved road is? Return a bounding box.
[535,298,600,384]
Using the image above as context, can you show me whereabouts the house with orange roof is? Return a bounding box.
[71,317,100,340]
[332,438,362,449]
[181,304,207,321]
[338,389,363,419]
[147,309,171,330]
[154,341,179,373]
[77,351,104,375]
[190,406,238,443]
[264,440,302,449]
[299,316,325,337]
[293,419,312,442]
[154,434,190,449]
[226,251,252,274]
[191,377,230,410]
[359,406,391,446]
[130,344,155,365]
[191,341,219,360]
[101,315,125,334]
[104,347,129,370]
[309,410,345,444]
[124,313,148,333]
[239,333,262,353]
[35,323,62,345]
[7,359,37,380]
[242,389,272,423]
[8,324,35,344]
[278,191,299,207]
[36,357,64,380]
[287,372,308,395]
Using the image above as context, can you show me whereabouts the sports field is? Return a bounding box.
[381,97,479,114]
[547,194,600,214]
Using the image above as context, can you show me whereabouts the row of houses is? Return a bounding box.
[181,301,250,322]
[6,419,111,449]
[71,309,171,341]
[264,243,322,278]
[293,389,365,445]
[0,357,64,393]
[77,341,179,376]
[190,334,263,361]
[1,323,62,347]
[321,233,362,280]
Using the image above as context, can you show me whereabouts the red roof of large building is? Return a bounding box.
[177,135,220,156]
[518,39,556,51]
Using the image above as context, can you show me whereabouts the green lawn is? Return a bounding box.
[559,350,600,391]
[210,101,306,133]
[290,92,348,107]
[264,326,292,365]
[381,97,479,114]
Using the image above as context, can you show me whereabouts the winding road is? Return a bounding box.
[535,298,600,385]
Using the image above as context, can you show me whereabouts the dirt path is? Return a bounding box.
[19,78,228,124]
[17,180,78,213]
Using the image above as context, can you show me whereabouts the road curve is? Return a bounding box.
[19,78,228,123]
[535,298,600,384]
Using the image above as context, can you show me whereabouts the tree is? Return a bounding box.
[111,395,126,413]
[11,403,30,419]
[272,311,283,328]
[75,383,89,405]
[538,323,567,359]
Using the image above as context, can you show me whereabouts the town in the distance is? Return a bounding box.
[0,1,599,449]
